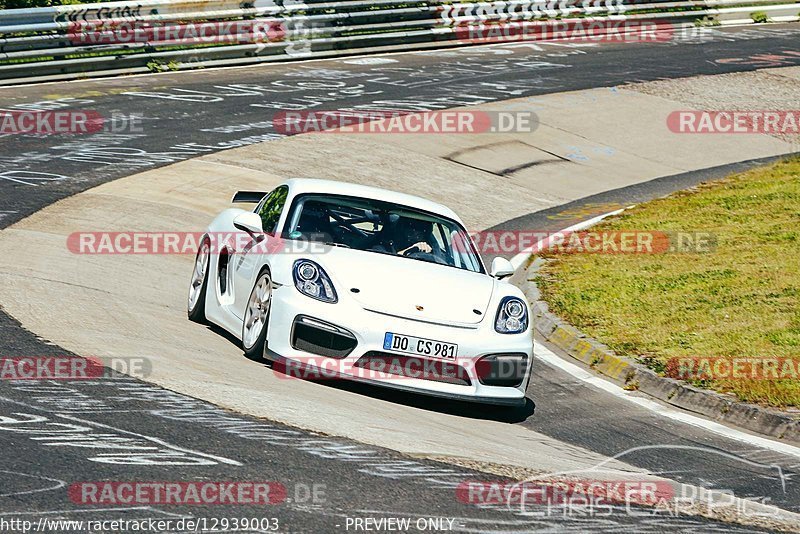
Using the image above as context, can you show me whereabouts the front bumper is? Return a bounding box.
[268,284,533,405]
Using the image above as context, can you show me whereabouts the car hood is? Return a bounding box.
[318,247,495,325]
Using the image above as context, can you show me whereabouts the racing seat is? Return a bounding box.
[296,206,334,242]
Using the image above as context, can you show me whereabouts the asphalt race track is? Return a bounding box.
[0,372,778,533]
[3,24,800,225]
[1,23,800,533]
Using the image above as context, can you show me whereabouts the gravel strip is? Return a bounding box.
[626,67,800,147]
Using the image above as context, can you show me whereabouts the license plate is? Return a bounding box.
[383,332,457,360]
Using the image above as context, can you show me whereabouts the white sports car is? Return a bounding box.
[188,179,533,405]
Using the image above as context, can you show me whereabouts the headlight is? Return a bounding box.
[495,297,528,334]
[293,259,338,303]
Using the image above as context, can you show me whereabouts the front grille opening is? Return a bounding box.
[354,352,471,386]
[291,316,357,359]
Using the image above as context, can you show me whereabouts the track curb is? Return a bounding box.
[522,258,800,446]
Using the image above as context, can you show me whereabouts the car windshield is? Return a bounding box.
[283,194,484,274]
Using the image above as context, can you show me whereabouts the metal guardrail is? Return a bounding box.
[0,0,798,84]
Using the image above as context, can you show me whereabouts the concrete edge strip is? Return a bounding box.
[531,297,800,445]
[514,205,800,447]
[491,151,800,236]
[508,208,628,270]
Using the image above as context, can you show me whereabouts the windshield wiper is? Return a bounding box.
[324,242,351,249]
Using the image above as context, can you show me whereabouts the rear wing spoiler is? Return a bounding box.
[231,191,267,204]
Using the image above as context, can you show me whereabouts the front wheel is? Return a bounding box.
[242,269,272,359]
[188,240,210,323]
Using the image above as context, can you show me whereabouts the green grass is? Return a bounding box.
[537,157,800,408]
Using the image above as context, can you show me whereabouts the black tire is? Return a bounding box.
[242,269,272,360]
[188,240,210,323]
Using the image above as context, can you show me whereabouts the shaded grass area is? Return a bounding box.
[537,157,800,408]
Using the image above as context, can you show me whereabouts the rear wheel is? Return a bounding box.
[188,240,210,323]
[242,269,272,359]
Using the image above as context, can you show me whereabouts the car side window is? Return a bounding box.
[256,185,289,234]
[431,223,447,250]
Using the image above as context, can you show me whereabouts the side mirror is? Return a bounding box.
[233,212,265,241]
[490,257,515,280]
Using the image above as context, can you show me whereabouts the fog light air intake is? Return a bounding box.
[476,353,528,387]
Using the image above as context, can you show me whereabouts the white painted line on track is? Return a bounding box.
[535,334,800,460]
[0,33,592,90]
[515,207,800,460]
[0,470,65,498]
[56,413,244,466]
